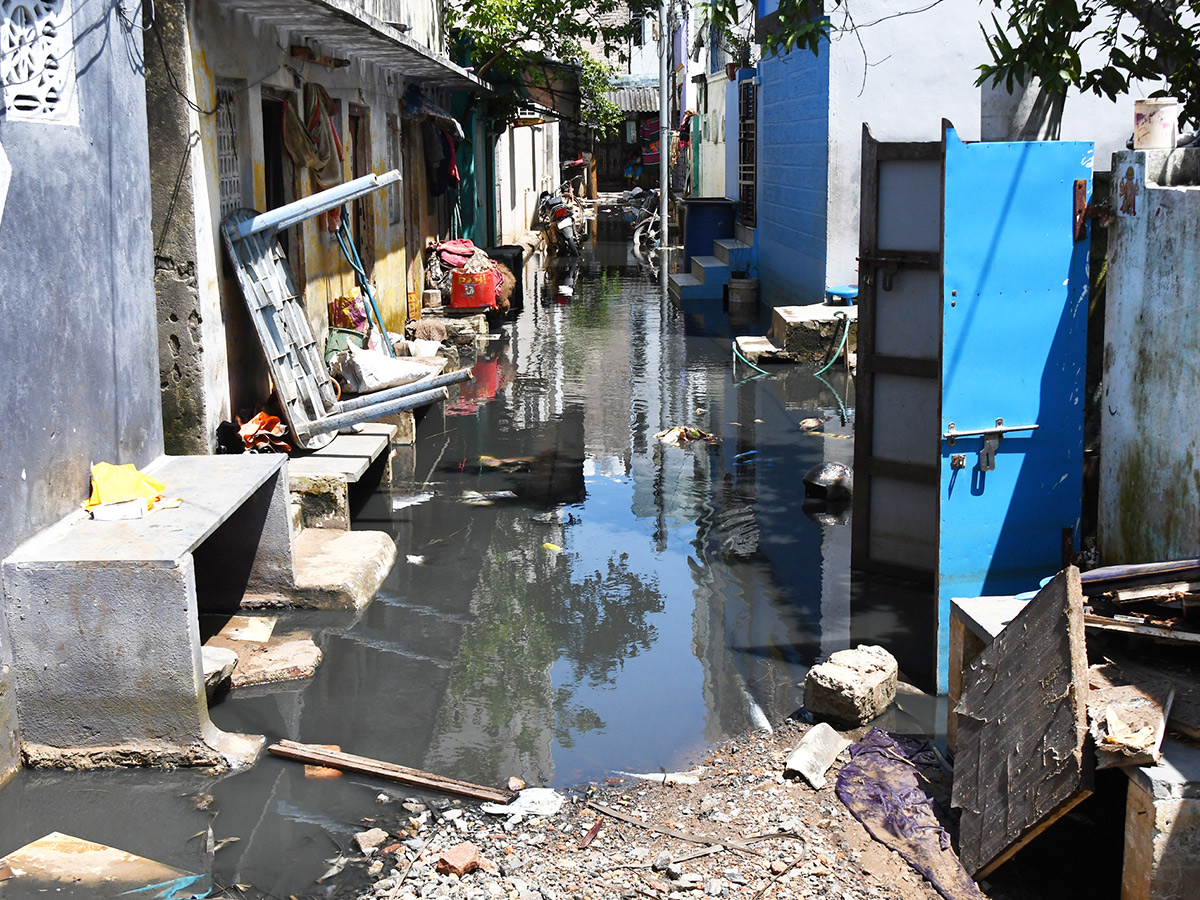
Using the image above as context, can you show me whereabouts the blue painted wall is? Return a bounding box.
[755,48,830,308]
[0,1,162,783]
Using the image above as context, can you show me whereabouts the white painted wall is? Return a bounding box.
[360,0,443,53]
[823,1,987,289]
[1099,148,1200,563]
[817,2,1153,292]
[495,121,561,244]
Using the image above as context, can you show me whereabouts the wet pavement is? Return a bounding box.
[0,227,941,898]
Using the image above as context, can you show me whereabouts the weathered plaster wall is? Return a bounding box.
[756,46,829,308]
[0,1,162,783]
[168,2,426,429]
[1099,149,1200,563]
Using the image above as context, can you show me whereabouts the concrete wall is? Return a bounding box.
[756,47,829,307]
[756,2,1141,306]
[495,121,560,244]
[151,2,444,442]
[0,0,163,782]
[822,0,985,292]
[1099,148,1200,563]
[361,0,444,54]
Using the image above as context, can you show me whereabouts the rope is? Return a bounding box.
[335,206,395,357]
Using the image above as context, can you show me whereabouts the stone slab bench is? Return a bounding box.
[288,422,396,530]
[0,454,293,770]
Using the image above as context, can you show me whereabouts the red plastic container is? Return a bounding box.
[450,269,497,309]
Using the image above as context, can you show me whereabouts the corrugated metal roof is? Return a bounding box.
[607,85,659,113]
[208,0,489,93]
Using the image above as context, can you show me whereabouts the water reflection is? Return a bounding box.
[0,234,900,900]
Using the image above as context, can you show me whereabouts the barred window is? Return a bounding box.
[2,0,79,123]
[216,84,242,220]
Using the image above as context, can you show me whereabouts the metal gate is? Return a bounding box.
[853,121,1093,691]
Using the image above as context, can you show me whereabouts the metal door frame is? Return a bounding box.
[851,123,943,583]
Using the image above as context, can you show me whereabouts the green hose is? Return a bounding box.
[814,312,850,376]
[732,342,771,376]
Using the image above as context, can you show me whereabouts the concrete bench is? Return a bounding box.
[0,454,293,770]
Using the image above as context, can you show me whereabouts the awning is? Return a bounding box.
[208,0,489,93]
[607,77,659,113]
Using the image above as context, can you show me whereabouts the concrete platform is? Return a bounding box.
[245,528,395,610]
[288,422,396,529]
[769,304,858,363]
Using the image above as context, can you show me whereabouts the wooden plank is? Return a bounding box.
[952,567,1092,877]
[1087,662,1174,769]
[1105,654,1200,741]
[860,458,940,486]
[268,739,516,804]
[1084,614,1200,645]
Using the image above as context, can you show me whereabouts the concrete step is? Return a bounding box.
[713,237,753,268]
[669,272,722,301]
[692,255,731,287]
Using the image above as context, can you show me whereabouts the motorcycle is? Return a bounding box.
[536,188,581,256]
[630,189,661,254]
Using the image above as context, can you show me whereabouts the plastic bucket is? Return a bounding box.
[1134,98,1180,150]
[450,269,497,309]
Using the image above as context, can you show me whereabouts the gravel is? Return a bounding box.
[347,718,960,900]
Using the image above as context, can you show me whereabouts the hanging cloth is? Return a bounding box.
[304,83,344,190]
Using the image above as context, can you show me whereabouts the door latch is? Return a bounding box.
[944,419,1039,472]
[859,253,937,292]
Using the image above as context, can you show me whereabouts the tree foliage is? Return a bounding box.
[699,0,836,62]
[978,0,1200,127]
[446,0,658,130]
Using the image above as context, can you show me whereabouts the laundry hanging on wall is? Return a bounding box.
[281,82,345,191]
[641,114,661,165]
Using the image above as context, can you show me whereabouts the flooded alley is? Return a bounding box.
[0,234,906,899]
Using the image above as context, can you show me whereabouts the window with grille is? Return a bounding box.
[386,114,401,225]
[215,84,242,220]
[738,79,756,227]
[1,0,78,124]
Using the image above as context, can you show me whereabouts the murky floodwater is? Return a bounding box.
[0,225,942,898]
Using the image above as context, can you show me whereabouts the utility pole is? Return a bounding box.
[657,0,669,254]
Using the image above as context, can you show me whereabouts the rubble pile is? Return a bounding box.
[350,719,946,900]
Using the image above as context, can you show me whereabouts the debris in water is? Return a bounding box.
[803,462,853,499]
[0,832,209,898]
[543,542,562,552]
[317,855,347,882]
[508,776,527,792]
[304,744,344,779]
[799,417,824,431]
[654,426,720,447]
[406,554,425,565]
[462,490,519,505]
[393,491,434,510]
[477,455,531,472]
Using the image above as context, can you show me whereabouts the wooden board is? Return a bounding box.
[1106,654,1200,741]
[1087,662,1174,769]
[268,739,515,804]
[952,567,1092,877]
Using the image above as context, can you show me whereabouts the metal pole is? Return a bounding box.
[658,0,669,252]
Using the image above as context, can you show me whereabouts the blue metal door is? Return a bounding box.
[937,127,1092,689]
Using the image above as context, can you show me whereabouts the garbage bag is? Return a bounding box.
[332,342,439,393]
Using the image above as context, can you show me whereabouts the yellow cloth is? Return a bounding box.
[84,462,166,512]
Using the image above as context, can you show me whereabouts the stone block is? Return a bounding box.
[289,473,349,530]
[1122,739,1200,900]
[768,305,858,363]
[201,645,238,699]
[784,722,851,789]
[804,645,898,726]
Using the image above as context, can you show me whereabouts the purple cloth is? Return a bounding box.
[836,729,984,900]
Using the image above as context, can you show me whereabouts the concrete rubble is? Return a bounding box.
[803,645,899,726]
[350,720,946,900]
[784,722,851,789]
